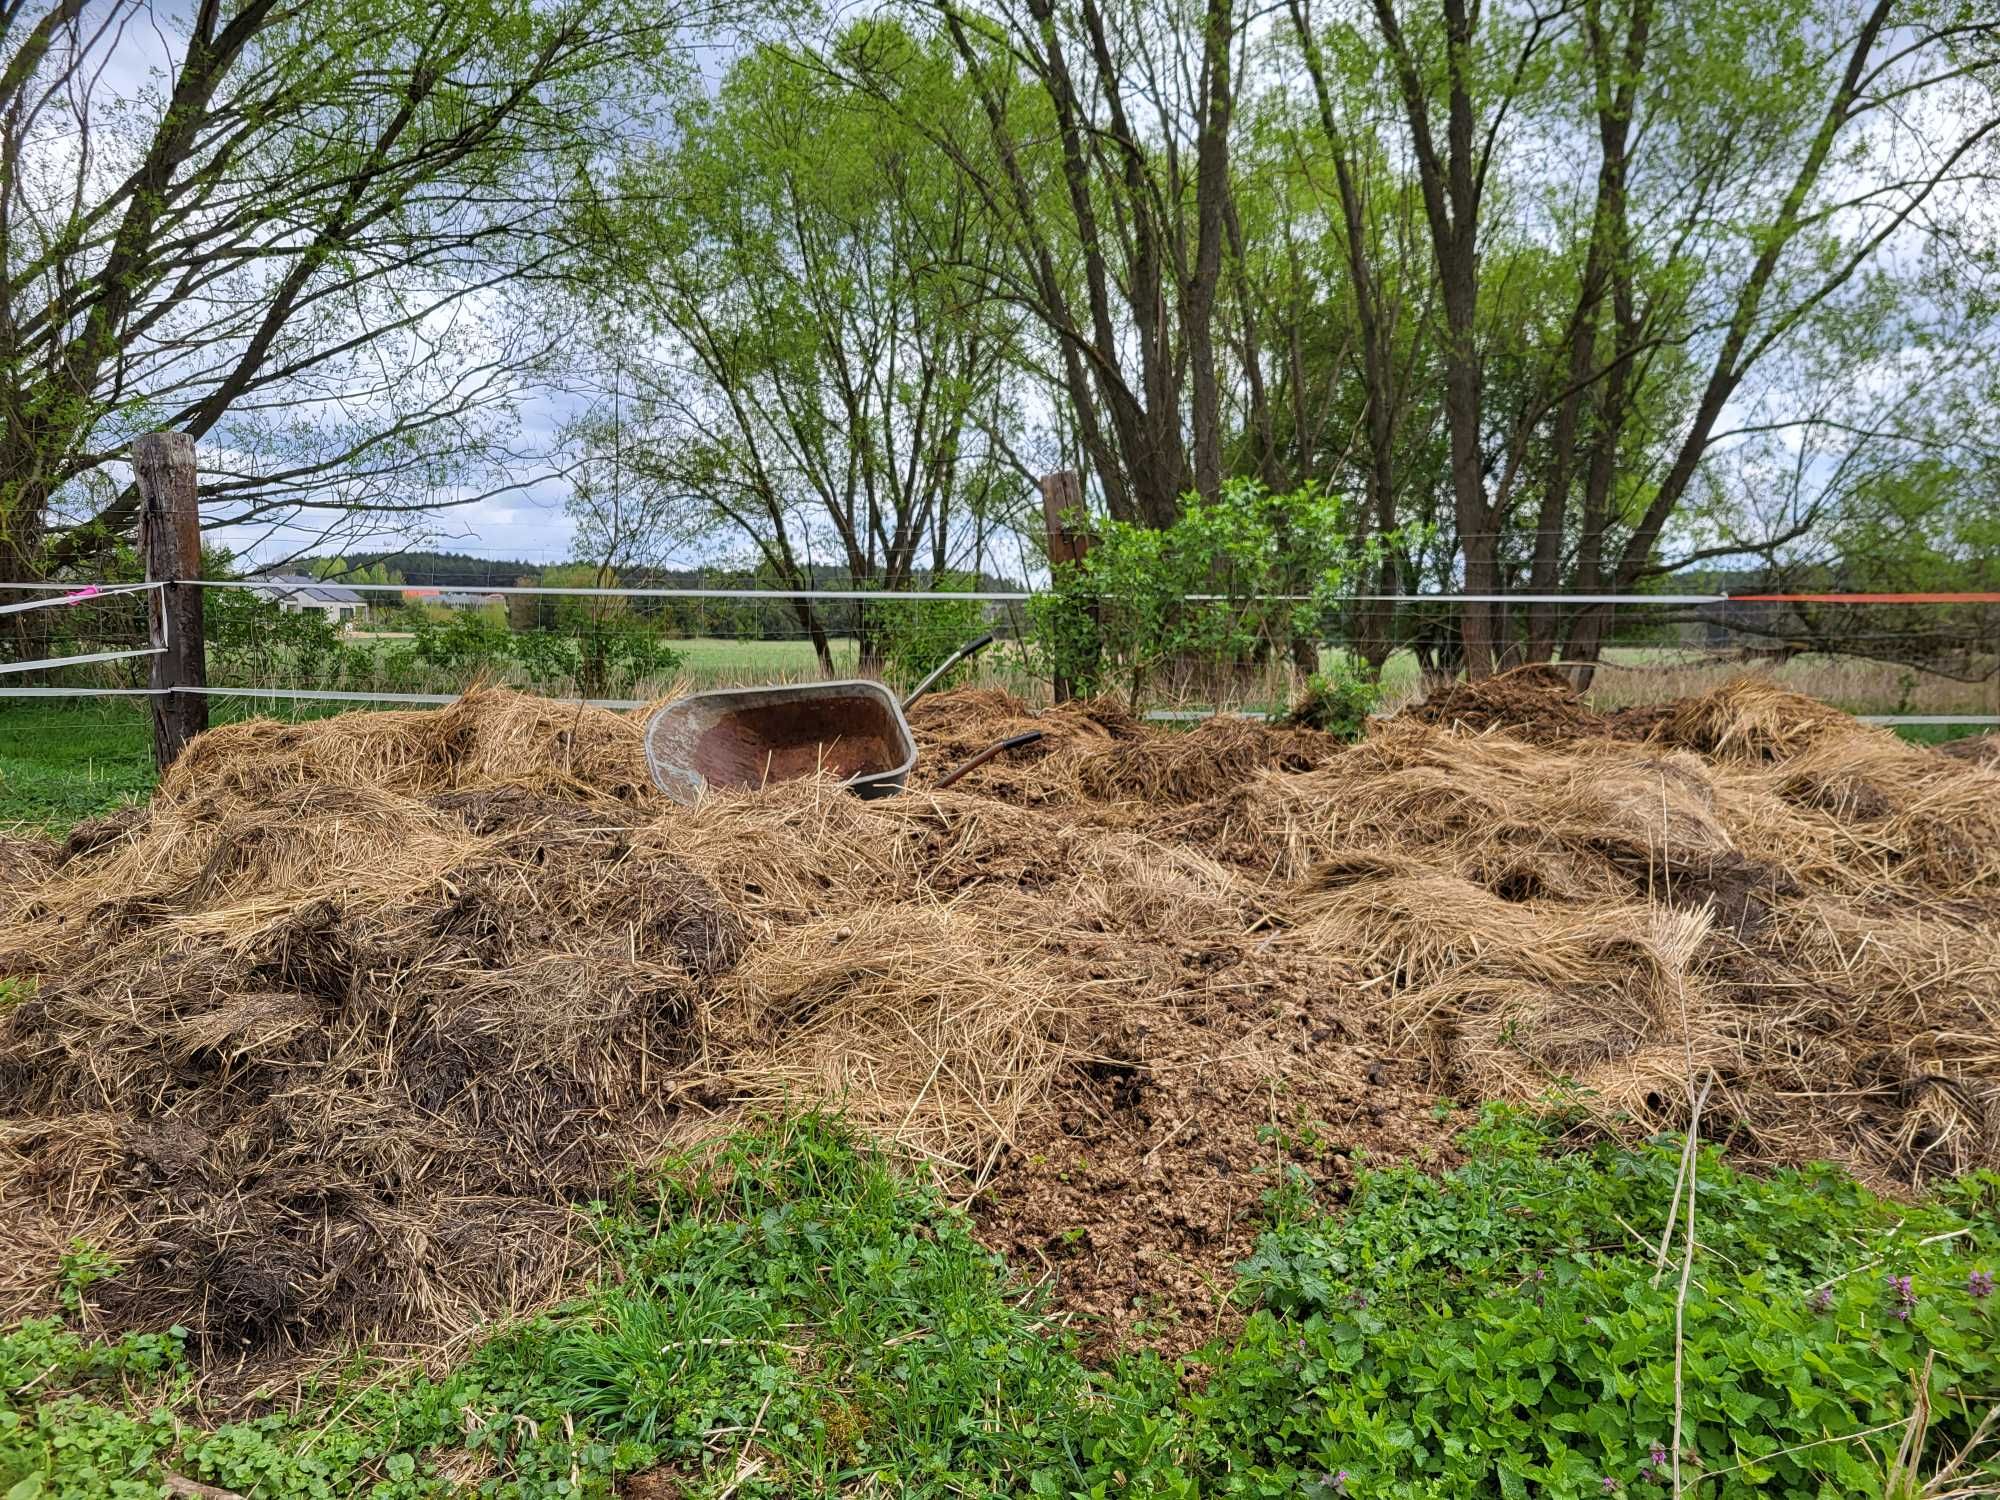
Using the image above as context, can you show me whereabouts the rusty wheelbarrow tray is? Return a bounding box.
[644,633,1014,804]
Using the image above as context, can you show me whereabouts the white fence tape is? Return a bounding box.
[0,645,165,677]
[0,685,164,697]
[1855,714,2000,726]
[0,581,159,617]
[184,685,650,710]
[186,579,1733,605]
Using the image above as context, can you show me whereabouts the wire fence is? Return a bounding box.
[2,577,1995,827]
[0,577,1996,725]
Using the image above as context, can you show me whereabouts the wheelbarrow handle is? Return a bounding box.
[901,631,997,710]
[935,730,1044,790]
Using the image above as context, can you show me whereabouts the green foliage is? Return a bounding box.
[7,1112,1995,1498]
[459,1115,1149,1495]
[1286,659,1382,740]
[404,610,516,678]
[864,572,989,689]
[366,608,684,698]
[0,703,155,828]
[0,1321,190,1500]
[309,558,405,588]
[1026,479,1383,701]
[54,1245,119,1317]
[205,590,360,691]
[1195,1108,2000,1497]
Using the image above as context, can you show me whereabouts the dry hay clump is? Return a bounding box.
[0,697,742,1367]
[160,684,657,806]
[4,675,1996,1378]
[906,687,1334,808]
[0,687,1248,1379]
[1937,731,1998,767]
[1232,712,2000,1186]
[1630,672,1889,761]
[1397,662,1610,744]
[0,835,54,923]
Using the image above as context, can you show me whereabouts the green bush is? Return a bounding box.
[864,571,988,691]
[1286,661,1382,740]
[1026,478,1385,703]
[205,589,363,691]
[367,611,683,698]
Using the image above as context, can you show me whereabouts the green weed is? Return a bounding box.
[1199,1108,2000,1497]
[4,1110,1995,1498]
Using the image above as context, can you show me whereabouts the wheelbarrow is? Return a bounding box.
[643,633,1041,804]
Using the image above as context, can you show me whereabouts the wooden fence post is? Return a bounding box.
[1039,470,1093,703]
[134,432,208,768]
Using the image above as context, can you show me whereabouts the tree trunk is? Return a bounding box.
[792,598,835,675]
[1448,371,1498,680]
[1184,0,1234,504]
[0,522,49,675]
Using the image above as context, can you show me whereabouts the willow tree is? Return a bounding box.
[0,0,696,614]
[573,28,1025,669]
[1295,0,2000,675]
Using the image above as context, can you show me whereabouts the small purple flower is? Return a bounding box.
[1347,1290,1370,1309]
[1971,1270,1994,1300]
[1602,1478,1620,1494]
[1315,1472,1350,1497]
[1886,1273,1917,1320]
[1651,1446,1668,1468]
[1808,1285,1834,1313]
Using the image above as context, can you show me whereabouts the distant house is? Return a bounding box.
[247,574,369,626]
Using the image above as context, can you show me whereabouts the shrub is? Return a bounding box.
[1026,479,1384,703]
[205,589,360,691]
[1286,661,1382,741]
[864,571,989,690]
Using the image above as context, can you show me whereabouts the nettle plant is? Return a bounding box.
[1027,479,1387,704]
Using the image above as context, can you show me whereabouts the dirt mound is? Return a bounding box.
[1,714,742,1365]
[1397,662,1609,743]
[0,688,1287,1376]
[3,679,1997,1382]
[973,945,1440,1354]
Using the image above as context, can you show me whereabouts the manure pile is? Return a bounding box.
[1,673,1995,1378]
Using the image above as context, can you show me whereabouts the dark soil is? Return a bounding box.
[972,946,1449,1360]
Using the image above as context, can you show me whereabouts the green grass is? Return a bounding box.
[5,1111,1996,1498]
[341,633,862,680]
[0,701,157,828]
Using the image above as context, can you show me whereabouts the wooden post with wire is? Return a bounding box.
[134,431,208,768]
[1039,469,1092,703]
